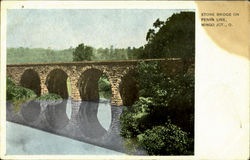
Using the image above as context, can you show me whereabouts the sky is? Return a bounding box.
[7,9,193,50]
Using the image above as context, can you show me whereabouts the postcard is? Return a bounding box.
[0,1,249,160]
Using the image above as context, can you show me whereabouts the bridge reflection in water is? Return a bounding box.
[6,98,146,154]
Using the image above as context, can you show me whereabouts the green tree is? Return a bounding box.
[142,12,195,60]
[120,61,194,155]
[73,43,93,61]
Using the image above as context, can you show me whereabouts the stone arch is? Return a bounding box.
[20,69,41,96]
[78,68,112,101]
[46,69,69,99]
[119,69,138,106]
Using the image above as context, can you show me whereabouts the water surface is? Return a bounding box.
[6,98,123,155]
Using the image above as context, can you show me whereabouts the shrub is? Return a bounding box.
[35,93,62,101]
[137,120,190,155]
[7,77,37,112]
[7,77,36,101]
[98,74,111,99]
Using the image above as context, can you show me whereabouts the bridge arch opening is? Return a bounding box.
[46,69,69,99]
[119,70,138,106]
[20,69,41,96]
[45,69,71,126]
[78,68,111,101]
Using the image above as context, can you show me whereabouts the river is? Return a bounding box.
[6,98,126,155]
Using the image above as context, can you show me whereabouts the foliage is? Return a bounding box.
[92,46,129,60]
[141,11,195,60]
[7,77,37,101]
[92,47,110,60]
[7,77,37,112]
[98,74,112,99]
[7,45,141,63]
[137,120,191,155]
[7,77,63,112]
[120,61,194,155]
[127,47,144,60]
[7,47,74,64]
[73,43,93,61]
[35,93,62,101]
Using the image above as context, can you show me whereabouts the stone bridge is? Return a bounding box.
[7,59,187,106]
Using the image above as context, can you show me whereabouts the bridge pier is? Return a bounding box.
[40,75,49,95]
[110,83,123,106]
[70,79,81,101]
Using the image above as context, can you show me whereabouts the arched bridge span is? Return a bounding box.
[7,59,190,106]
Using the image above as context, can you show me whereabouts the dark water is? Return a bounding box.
[6,98,124,155]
